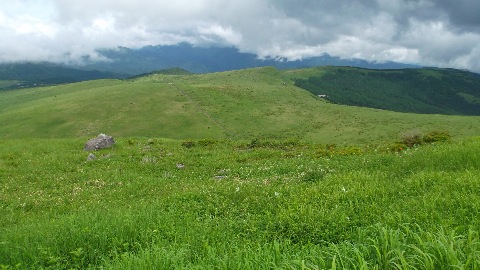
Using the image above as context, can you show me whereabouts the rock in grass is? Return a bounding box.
[176,163,185,169]
[84,133,115,151]
[87,153,97,161]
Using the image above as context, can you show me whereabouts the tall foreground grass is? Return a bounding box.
[1,137,479,269]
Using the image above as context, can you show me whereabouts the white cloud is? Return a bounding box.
[197,24,242,45]
[0,0,479,72]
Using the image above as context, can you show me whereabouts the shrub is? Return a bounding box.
[387,141,407,152]
[401,131,423,147]
[197,139,219,147]
[389,130,451,152]
[127,139,136,145]
[301,169,327,183]
[146,138,158,145]
[423,131,451,143]
[181,140,196,148]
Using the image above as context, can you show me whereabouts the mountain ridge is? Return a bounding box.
[0,62,125,90]
[81,43,421,74]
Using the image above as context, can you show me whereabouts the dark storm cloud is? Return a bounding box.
[435,0,480,29]
[1,0,480,72]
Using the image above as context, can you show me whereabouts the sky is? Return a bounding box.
[1,0,480,72]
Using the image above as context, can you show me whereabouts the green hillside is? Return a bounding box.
[1,67,480,268]
[1,66,480,144]
[0,62,124,90]
[292,66,480,115]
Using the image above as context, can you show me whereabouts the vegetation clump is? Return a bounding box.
[388,130,451,152]
[422,130,452,143]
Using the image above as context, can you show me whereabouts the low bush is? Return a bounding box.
[181,140,196,148]
[390,130,452,152]
[401,130,423,147]
[422,130,451,143]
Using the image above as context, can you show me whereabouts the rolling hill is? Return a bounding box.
[0,62,125,90]
[1,66,480,144]
[292,66,480,115]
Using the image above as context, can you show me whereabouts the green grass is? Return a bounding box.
[2,67,480,145]
[2,67,480,268]
[1,136,480,269]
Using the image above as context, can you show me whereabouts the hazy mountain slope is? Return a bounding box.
[1,67,480,144]
[0,62,125,90]
[291,66,480,115]
[0,43,421,90]
[81,43,419,75]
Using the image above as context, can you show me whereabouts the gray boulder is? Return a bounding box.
[84,133,115,151]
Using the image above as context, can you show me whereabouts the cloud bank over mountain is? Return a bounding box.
[1,0,480,72]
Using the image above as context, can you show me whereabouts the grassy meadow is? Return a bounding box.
[1,67,480,268]
[1,136,480,269]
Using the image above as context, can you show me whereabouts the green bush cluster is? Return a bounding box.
[389,130,451,152]
[422,130,452,143]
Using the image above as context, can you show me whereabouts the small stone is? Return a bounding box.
[87,153,97,161]
[176,163,185,169]
[101,154,113,159]
[142,157,157,164]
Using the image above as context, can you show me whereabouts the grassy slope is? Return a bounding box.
[0,79,224,139]
[1,66,480,144]
[292,66,480,115]
[1,67,480,268]
[1,137,479,268]
[0,62,124,90]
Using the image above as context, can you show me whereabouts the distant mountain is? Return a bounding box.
[0,43,424,90]
[79,43,420,75]
[0,62,124,90]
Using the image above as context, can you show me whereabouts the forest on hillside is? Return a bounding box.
[294,67,480,115]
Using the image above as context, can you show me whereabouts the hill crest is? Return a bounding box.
[1,66,480,143]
